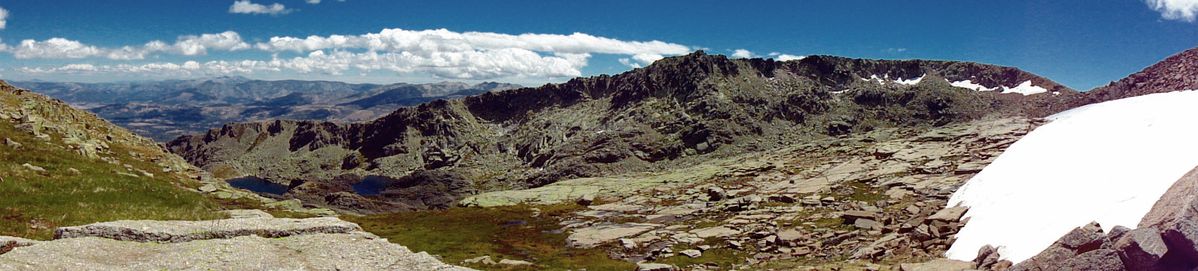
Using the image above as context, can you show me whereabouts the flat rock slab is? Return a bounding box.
[568,223,661,248]
[55,217,364,243]
[0,233,472,271]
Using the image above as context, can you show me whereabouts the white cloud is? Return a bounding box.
[618,58,642,68]
[12,38,104,59]
[1145,0,1198,21]
[775,54,805,61]
[11,28,691,81]
[171,31,251,55]
[1140,0,1198,21]
[254,28,691,57]
[0,6,9,30]
[22,49,589,80]
[10,31,249,60]
[306,0,321,3]
[229,0,291,15]
[731,49,753,58]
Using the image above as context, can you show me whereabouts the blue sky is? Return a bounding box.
[0,0,1196,90]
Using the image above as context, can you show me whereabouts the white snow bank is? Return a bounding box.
[947,79,998,91]
[945,90,1198,262]
[864,74,887,85]
[895,74,925,85]
[1000,80,1048,95]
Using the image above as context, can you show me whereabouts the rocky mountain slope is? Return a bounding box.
[0,210,468,270]
[11,78,518,141]
[166,51,1073,214]
[0,80,227,239]
[0,80,337,239]
[1076,46,1198,107]
[471,117,1034,269]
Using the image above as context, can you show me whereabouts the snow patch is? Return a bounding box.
[1000,80,1048,95]
[945,90,1198,262]
[894,74,924,85]
[863,74,887,85]
[947,79,998,92]
[861,74,924,86]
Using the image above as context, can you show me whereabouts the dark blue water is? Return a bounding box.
[227,176,290,195]
[352,175,393,196]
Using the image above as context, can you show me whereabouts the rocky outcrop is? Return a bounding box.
[167,52,1070,213]
[1007,166,1198,270]
[1077,47,1198,110]
[0,211,471,271]
[54,217,363,243]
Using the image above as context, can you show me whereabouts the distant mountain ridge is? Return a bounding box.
[9,78,520,141]
[165,51,1075,213]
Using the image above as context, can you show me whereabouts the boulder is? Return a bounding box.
[20,163,44,172]
[463,255,496,265]
[567,223,660,248]
[680,249,702,258]
[690,226,740,239]
[1113,227,1167,270]
[497,259,534,266]
[1138,165,1198,269]
[637,262,677,271]
[706,186,727,201]
[3,138,20,149]
[1060,249,1125,271]
[898,259,974,271]
[927,206,968,222]
[1058,222,1105,252]
[854,218,884,231]
[841,210,878,223]
[776,228,804,246]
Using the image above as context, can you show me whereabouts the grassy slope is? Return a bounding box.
[0,90,225,240]
[346,204,636,271]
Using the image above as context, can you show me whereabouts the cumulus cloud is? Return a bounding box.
[254,28,690,56]
[12,38,104,59]
[731,49,753,58]
[0,6,8,30]
[306,0,321,3]
[246,28,688,78]
[12,28,692,80]
[229,0,291,15]
[1145,0,1198,21]
[22,49,589,79]
[10,31,248,60]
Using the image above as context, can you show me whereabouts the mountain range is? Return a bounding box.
[166,51,1078,213]
[9,78,519,141]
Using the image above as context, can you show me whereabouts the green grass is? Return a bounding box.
[346,204,636,271]
[0,120,225,239]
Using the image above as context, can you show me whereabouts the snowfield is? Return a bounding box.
[947,79,997,91]
[1000,80,1048,95]
[945,90,1198,262]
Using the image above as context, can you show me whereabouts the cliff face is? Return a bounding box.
[167,51,1073,213]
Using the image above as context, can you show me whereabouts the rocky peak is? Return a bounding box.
[1081,46,1198,105]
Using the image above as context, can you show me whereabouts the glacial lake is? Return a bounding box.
[352,176,394,196]
[226,176,291,195]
